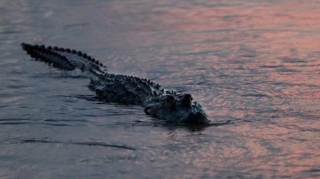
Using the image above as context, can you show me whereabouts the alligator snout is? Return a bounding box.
[183,112,210,124]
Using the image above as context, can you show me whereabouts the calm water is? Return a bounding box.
[1,0,320,178]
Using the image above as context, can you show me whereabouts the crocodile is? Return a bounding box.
[21,43,210,124]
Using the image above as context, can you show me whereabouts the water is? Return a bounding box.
[1,0,320,178]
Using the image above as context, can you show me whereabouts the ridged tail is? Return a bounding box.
[21,43,107,74]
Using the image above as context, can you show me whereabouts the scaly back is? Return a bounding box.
[21,43,163,105]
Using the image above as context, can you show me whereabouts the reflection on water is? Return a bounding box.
[1,0,320,178]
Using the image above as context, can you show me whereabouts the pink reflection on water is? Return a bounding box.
[137,0,320,177]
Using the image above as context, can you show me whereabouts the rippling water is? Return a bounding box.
[1,0,320,178]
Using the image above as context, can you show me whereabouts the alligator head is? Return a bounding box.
[143,93,210,124]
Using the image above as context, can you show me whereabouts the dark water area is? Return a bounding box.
[1,0,320,178]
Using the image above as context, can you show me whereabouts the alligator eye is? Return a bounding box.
[184,94,193,102]
[183,94,193,107]
[165,95,175,105]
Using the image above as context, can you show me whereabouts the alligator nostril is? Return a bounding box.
[144,107,153,115]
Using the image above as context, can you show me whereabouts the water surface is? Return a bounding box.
[1,0,320,178]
